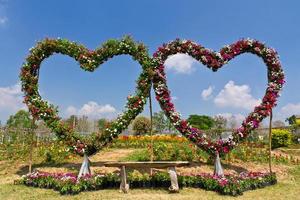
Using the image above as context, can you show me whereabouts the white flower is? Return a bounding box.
[201,56,208,62]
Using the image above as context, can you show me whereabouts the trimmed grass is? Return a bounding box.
[0,147,299,200]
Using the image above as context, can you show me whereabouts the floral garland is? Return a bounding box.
[20,36,285,157]
[20,36,154,156]
[152,38,285,155]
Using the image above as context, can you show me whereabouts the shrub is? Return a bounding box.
[271,129,292,149]
[132,116,151,135]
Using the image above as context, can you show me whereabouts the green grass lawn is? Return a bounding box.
[1,144,299,200]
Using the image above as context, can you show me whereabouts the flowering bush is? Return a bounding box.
[123,142,207,162]
[271,129,293,149]
[17,170,277,196]
[112,134,188,148]
[152,38,285,155]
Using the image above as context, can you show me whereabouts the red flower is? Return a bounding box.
[223,146,229,153]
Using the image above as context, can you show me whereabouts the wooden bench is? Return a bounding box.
[103,161,190,193]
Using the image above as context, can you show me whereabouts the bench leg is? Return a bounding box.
[120,166,129,193]
[168,167,179,193]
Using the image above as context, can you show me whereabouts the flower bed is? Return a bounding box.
[112,134,188,148]
[17,170,277,196]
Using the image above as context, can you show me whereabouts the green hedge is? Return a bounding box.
[272,129,292,149]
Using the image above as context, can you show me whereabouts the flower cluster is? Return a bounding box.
[153,38,285,155]
[118,134,188,143]
[18,170,276,196]
[20,36,153,156]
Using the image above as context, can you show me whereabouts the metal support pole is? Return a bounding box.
[29,67,39,173]
[28,118,36,173]
[269,109,273,173]
[149,86,154,175]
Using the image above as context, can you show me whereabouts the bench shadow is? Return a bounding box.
[16,160,248,176]
[187,161,248,174]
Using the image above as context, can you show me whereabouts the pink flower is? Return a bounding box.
[223,146,229,153]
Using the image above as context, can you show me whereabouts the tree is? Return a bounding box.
[132,116,151,135]
[153,111,177,134]
[65,115,79,129]
[5,110,34,145]
[153,111,167,133]
[187,115,215,130]
[6,110,32,129]
[213,115,227,130]
[286,115,297,126]
[227,116,238,129]
[65,115,90,133]
[77,115,89,133]
[165,117,178,134]
[98,118,110,133]
[210,115,228,140]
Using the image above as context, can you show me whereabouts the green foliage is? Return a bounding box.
[64,115,78,129]
[153,111,177,133]
[38,141,74,164]
[122,142,208,162]
[132,116,151,135]
[187,115,215,130]
[98,118,107,132]
[6,110,32,129]
[152,142,197,161]
[0,139,74,163]
[227,142,295,164]
[122,149,151,161]
[286,115,297,125]
[271,129,292,149]
[152,111,166,133]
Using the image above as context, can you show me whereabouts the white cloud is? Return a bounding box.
[201,86,214,100]
[217,113,245,126]
[66,106,77,116]
[65,101,116,119]
[0,83,25,112]
[214,81,260,110]
[280,103,300,117]
[0,16,7,25]
[268,103,300,122]
[0,83,26,122]
[165,54,196,74]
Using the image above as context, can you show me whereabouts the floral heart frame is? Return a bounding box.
[152,38,285,155]
[20,36,284,156]
[20,36,154,156]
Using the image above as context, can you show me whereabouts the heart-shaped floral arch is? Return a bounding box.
[20,36,285,157]
[20,36,154,156]
[152,38,285,155]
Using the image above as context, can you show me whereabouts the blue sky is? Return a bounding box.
[0,0,300,126]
